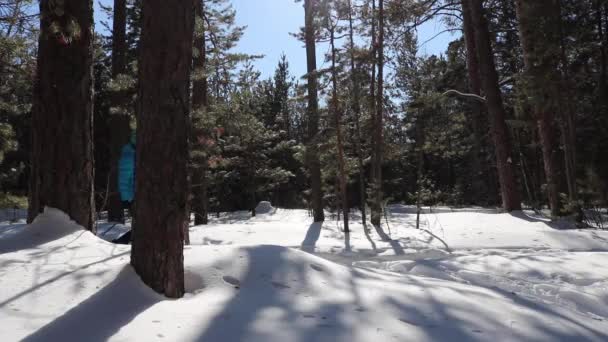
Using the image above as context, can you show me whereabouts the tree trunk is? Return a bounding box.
[29,0,96,231]
[131,0,195,298]
[514,0,562,217]
[415,108,426,218]
[329,24,349,233]
[468,0,521,211]
[599,0,608,107]
[370,0,384,227]
[192,165,208,225]
[107,0,130,223]
[461,0,496,205]
[192,0,209,226]
[557,0,578,214]
[347,0,367,225]
[368,0,377,221]
[304,0,324,222]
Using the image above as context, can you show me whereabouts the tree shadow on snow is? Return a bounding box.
[509,210,556,225]
[370,222,405,256]
[0,250,130,308]
[193,246,608,341]
[0,223,74,255]
[383,275,608,341]
[22,266,161,342]
[194,245,359,342]
[509,211,598,233]
[0,222,26,235]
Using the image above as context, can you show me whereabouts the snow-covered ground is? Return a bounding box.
[1,205,608,341]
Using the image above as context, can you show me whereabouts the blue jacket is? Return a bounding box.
[118,143,135,202]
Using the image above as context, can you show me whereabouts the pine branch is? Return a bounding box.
[442,89,487,102]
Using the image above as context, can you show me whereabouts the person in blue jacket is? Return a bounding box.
[118,132,136,213]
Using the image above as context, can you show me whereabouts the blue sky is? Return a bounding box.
[94,0,459,79]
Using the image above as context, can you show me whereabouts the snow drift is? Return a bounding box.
[1,207,608,341]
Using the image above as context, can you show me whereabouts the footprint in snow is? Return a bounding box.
[223,275,241,288]
[271,281,291,289]
[399,318,436,328]
[399,318,422,327]
[310,264,324,272]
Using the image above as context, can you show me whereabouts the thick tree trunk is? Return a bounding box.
[192,0,209,226]
[461,0,496,205]
[131,0,195,298]
[108,0,130,223]
[330,25,349,233]
[514,0,562,217]
[29,0,95,231]
[468,0,521,211]
[304,0,324,222]
[347,0,367,225]
[370,0,384,227]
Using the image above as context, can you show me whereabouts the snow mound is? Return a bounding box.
[255,201,275,215]
[0,207,102,255]
[31,207,83,233]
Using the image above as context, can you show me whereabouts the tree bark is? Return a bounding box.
[556,0,578,213]
[347,0,367,225]
[329,23,349,233]
[29,0,95,231]
[461,0,496,205]
[370,0,384,226]
[368,0,377,221]
[131,0,195,298]
[514,0,562,217]
[599,0,608,106]
[191,0,209,226]
[107,0,130,223]
[468,0,521,211]
[304,0,324,222]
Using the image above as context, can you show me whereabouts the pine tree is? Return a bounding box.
[514,0,564,217]
[273,54,293,138]
[191,0,210,225]
[190,0,248,225]
[130,0,195,298]
[461,0,497,205]
[107,0,131,223]
[304,0,325,222]
[466,0,521,212]
[29,0,96,230]
[346,0,367,225]
[0,0,36,196]
[323,4,350,232]
[370,0,384,227]
[268,55,301,208]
